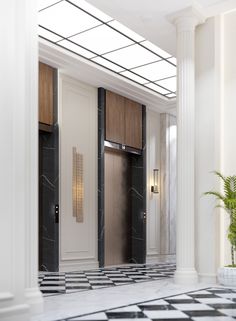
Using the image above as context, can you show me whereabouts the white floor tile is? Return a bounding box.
[173,303,214,311]
[143,309,188,319]
[219,309,236,316]
[196,298,234,304]
[192,317,235,321]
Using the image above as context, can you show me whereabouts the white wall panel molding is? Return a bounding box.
[59,74,99,272]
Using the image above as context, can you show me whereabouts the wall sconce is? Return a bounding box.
[151,169,159,193]
[72,147,84,223]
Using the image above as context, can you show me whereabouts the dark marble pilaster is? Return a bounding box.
[39,69,59,272]
[130,105,146,263]
[98,88,105,267]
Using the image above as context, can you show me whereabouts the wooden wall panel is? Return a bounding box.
[104,149,131,266]
[105,90,125,145]
[39,62,54,125]
[125,99,142,149]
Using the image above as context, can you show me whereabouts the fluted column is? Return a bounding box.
[0,1,42,320]
[169,7,205,284]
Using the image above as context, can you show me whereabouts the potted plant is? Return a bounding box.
[205,171,236,286]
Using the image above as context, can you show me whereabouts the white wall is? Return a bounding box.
[223,10,236,265]
[195,16,223,281]
[59,74,98,271]
[146,108,161,262]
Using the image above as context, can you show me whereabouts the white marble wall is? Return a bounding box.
[146,109,161,262]
[160,113,177,257]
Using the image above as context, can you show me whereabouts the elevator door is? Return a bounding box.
[104,149,131,266]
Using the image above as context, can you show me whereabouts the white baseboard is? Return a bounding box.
[25,287,43,314]
[59,260,99,272]
[146,254,176,264]
[0,303,29,321]
[198,273,217,284]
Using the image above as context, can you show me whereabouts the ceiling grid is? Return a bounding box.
[38,0,177,98]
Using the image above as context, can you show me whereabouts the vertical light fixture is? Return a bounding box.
[72,147,84,222]
[151,169,159,193]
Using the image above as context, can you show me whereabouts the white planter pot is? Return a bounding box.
[218,267,236,286]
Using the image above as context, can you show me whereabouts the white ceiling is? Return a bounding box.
[86,0,236,55]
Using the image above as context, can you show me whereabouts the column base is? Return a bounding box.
[25,287,43,314]
[0,304,29,321]
[174,269,198,285]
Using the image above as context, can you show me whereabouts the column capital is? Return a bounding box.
[168,6,205,31]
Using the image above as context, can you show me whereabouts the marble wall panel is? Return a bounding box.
[160,113,176,256]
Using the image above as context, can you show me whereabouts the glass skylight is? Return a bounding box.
[133,60,176,81]
[119,71,148,85]
[156,76,176,93]
[91,57,125,73]
[103,44,160,70]
[69,24,134,55]
[57,39,95,58]
[39,1,100,37]
[38,0,177,98]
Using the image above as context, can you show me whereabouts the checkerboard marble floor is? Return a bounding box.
[58,287,236,321]
[39,263,176,295]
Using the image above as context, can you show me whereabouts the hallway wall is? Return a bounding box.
[223,10,236,265]
[59,74,98,271]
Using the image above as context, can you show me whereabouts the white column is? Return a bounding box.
[0,1,43,320]
[169,7,205,284]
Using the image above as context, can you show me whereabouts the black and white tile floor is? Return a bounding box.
[58,287,236,321]
[39,263,175,295]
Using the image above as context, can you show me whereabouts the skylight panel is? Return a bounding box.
[119,71,147,84]
[38,1,100,38]
[57,39,95,58]
[91,57,124,72]
[38,0,177,98]
[108,21,145,42]
[144,83,170,95]
[68,0,112,22]
[142,41,172,59]
[156,76,176,93]
[38,26,63,42]
[38,0,61,11]
[102,44,160,70]
[167,57,177,65]
[70,24,133,55]
[133,60,176,82]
